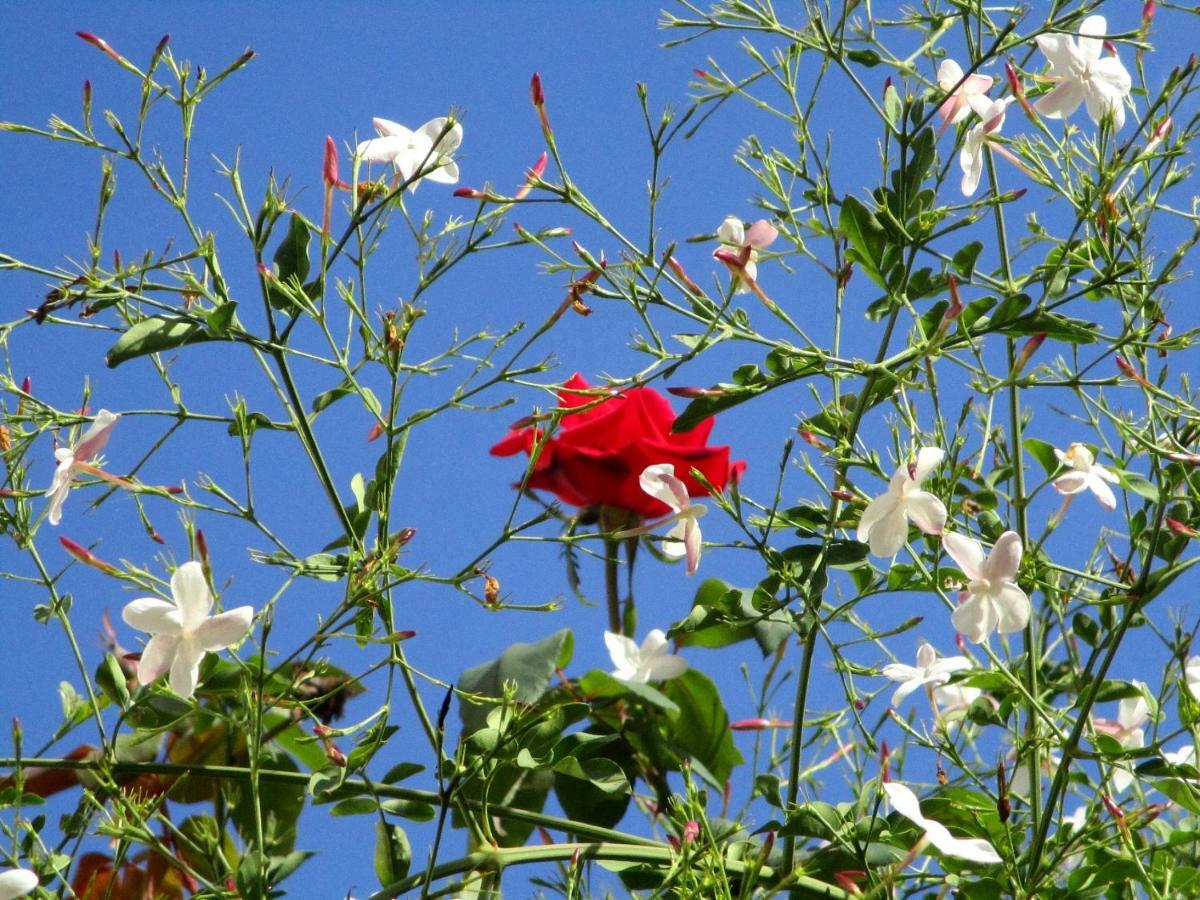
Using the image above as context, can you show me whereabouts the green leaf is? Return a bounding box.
[229,750,304,854]
[458,629,573,734]
[840,195,890,289]
[1001,309,1101,344]
[331,797,378,816]
[952,241,984,278]
[552,755,629,794]
[374,821,412,887]
[106,315,214,368]
[579,670,680,713]
[95,653,130,709]
[1024,437,1060,477]
[269,213,312,312]
[553,730,634,829]
[671,578,791,657]
[662,670,743,786]
[1118,469,1159,503]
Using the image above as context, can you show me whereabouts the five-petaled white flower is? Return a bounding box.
[1053,443,1119,511]
[617,464,707,575]
[936,58,994,134]
[45,409,120,526]
[942,530,1030,643]
[355,116,462,189]
[883,781,1002,865]
[715,216,778,293]
[1035,15,1132,129]
[1186,655,1200,701]
[1092,683,1149,793]
[0,869,38,900]
[857,447,948,558]
[122,561,254,700]
[881,642,972,708]
[960,97,1014,196]
[605,629,688,684]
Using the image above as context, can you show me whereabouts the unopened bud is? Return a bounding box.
[1012,333,1046,374]
[59,536,119,575]
[366,421,384,443]
[256,263,275,280]
[666,254,704,296]
[20,376,31,395]
[453,186,490,200]
[1102,794,1125,823]
[854,698,866,711]
[667,386,724,400]
[1166,518,1199,538]
[682,820,700,844]
[75,32,123,63]
[831,489,854,502]
[514,151,548,200]
[882,76,892,97]
[322,136,340,187]
[530,72,545,107]
[1153,116,1173,142]
[153,34,171,60]
[1143,0,1157,28]
[833,871,866,896]
[799,429,831,450]
[1116,356,1152,388]
[397,527,417,545]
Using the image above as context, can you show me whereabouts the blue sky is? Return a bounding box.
[2,2,1197,896]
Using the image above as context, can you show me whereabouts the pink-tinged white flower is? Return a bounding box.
[355,116,462,188]
[1186,656,1200,700]
[932,680,983,721]
[1053,443,1119,510]
[936,59,994,134]
[1035,15,1132,129]
[0,869,38,900]
[45,409,120,525]
[882,781,1002,865]
[714,216,778,293]
[605,629,688,684]
[960,97,1014,196]
[1092,683,1150,793]
[942,531,1030,643]
[881,641,972,707]
[122,561,254,700]
[616,464,707,575]
[857,447,948,558]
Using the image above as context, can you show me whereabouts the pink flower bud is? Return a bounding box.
[1143,0,1157,27]
[453,186,489,199]
[514,151,548,200]
[366,421,384,442]
[256,263,274,280]
[1102,794,1125,822]
[1012,333,1046,374]
[75,32,123,63]
[833,871,866,895]
[682,820,700,843]
[1154,116,1173,141]
[1166,518,1198,538]
[322,136,340,187]
[831,489,854,502]
[60,536,119,575]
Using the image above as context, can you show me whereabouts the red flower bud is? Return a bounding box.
[20,376,31,394]
[1166,518,1199,538]
[882,76,893,97]
[854,699,866,711]
[322,136,340,187]
[75,32,123,63]
[1143,0,1157,27]
[666,254,705,296]
[514,151,548,200]
[1116,356,1152,388]
[396,528,417,545]
[1102,793,1125,822]
[530,72,545,107]
[833,871,866,895]
[453,186,488,199]
[59,536,119,575]
[366,421,384,443]
[730,718,793,731]
[1012,333,1046,374]
[799,430,831,449]
[256,263,275,280]
[831,489,854,502]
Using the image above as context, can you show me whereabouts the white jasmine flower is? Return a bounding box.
[1092,683,1150,793]
[122,561,254,700]
[1053,443,1119,510]
[883,781,1002,865]
[714,216,778,293]
[0,869,38,900]
[1186,655,1200,700]
[936,59,994,133]
[960,97,1013,196]
[355,116,462,188]
[617,464,706,575]
[881,641,972,707]
[605,629,688,684]
[942,531,1030,643]
[45,409,120,525]
[1035,15,1132,129]
[857,447,948,558]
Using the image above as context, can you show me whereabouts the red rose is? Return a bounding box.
[490,373,744,518]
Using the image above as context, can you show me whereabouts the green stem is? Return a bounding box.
[604,536,622,635]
